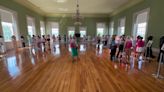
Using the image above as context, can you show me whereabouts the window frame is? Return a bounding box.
[50,22,59,37]
[68,27,75,37]
[96,22,105,37]
[132,8,150,40]
[80,27,87,38]
[0,6,19,42]
[26,16,36,37]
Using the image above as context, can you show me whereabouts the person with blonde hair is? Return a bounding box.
[124,36,132,60]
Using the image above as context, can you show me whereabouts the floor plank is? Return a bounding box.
[0,44,164,92]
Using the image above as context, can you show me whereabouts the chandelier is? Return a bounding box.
[73,0,82,26]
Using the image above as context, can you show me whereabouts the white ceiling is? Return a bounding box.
[14,0,142,16]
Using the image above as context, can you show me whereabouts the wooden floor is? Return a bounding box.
[0,43,164,92]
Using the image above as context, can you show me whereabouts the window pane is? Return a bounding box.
[68,31,75,37]
[133,10,149,40]
[52,28,59,37]
[80,30,86,38]
[136,23,147,40]
[2,22,14,42]
[97,28,104,37]
[40,21,45,36]
[27,16,35,37]
[97,23,105,37]
[28,26,33,37]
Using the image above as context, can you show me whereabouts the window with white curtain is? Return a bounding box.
[27,16,36,37]
[68,27,75,37]
[80,27,86,38]
[51,22,59,37]
[118,17,125,36]
[133,9,149,40]
[109,22,114,36]
[0,8,19,42]
[40,21,45,36]
[97,23,105,37]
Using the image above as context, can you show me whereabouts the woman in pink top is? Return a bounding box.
[136,37,144,53]
[124,36,133,60]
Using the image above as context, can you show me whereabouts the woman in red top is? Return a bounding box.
[136,36,145,56]
[124,36,133,60]
[70,36,78,63]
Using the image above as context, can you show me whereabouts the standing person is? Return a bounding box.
[102,35,105,45]
[64,34,67,43]
[64,35,67,47]
[31,35,36,51]
[70,36,78,63]
[21,36,26,47]
[158,36,164,63]
[145,36,154,59]
[11,35,18,52]
[37,36,42,52]
[117,35,125,58]
[46,35,51,50]
[136,36,145,57]
[129,52,135,70]
[104,35,108,46]
[0,35,6,54]
[110,35,117,61]
[134,36,141,53]
[42,35,46,52]
[97,35,101,49]
[52,35,56,50]
[58,35,61,43]
[124,36,133,60]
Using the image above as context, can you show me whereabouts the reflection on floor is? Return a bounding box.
[0,43,164,92]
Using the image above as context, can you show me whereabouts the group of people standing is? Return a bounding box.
[95,34,156,70]
[30,34,63,53]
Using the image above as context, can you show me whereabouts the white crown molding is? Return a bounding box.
[14,0,45,16]
[110,0,143,16]
[14,0,143,17]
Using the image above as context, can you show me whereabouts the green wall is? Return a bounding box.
[45,17,109,37]
[0,0,44,38]
[110,0,164,48]
[0,0,109,39]
[2,0,163,48]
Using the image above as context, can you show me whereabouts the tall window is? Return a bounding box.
[27,16,36,37]
[133,8,149,40]
[97,23,105,37]
[68,27,75,37]
[51,22,59,37]
[109,22,114,36]
[0,9,19,42]
[118,18,125,36]
[80,27,86,38]
[40,21,45,36]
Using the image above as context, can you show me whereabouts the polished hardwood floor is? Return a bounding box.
[0,43,164,92]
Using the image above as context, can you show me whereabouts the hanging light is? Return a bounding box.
[73,0,82,26]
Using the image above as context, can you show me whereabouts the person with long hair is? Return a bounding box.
[117,35,125,58]
[136,36,144,56]
[70,36,78,63]
[124,36,133,60]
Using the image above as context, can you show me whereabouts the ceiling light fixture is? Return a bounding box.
[73,0,82,26]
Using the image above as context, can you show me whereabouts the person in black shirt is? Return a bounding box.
[21,36,26,47]
[158,36,164,63]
